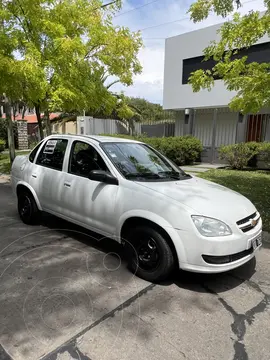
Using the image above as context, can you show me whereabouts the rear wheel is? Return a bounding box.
[125,225,175,282]
[18,191,40,225]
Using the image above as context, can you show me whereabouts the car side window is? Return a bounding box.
[69,141,108,177]
[29,141,44,163]
[36,139,68,171]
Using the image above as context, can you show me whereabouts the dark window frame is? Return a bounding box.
[182,41,270,84]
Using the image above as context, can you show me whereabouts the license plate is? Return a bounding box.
[252,235,262,250]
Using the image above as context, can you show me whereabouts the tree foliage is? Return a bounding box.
[126,97,165,122]
[85,95,170,123]
[188,0,270,113]
[0,0,142,136]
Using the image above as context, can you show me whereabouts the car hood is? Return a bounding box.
[137,176,256,224]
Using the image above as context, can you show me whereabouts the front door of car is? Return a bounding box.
[60,140,119,237]
[29,138,69,213]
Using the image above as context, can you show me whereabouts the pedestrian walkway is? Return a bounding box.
[181,163,225,176]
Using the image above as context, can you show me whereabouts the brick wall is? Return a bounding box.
[17,120,28,150]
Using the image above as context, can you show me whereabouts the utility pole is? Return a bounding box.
[4,94,16,164]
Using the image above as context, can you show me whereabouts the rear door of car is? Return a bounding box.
[29,137,69,213]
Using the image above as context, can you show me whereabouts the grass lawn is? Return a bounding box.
[0,151,30,174]
[198,169,270,232]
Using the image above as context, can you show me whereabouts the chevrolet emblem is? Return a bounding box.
[251,219,258,227]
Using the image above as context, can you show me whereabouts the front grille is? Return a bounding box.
[237,212,256,226]
[242,225,255,233]
[236,212,260,233]
[202,247,254,264]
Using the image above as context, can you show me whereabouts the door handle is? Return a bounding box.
[32,174,37,178]
[64,182,71,188]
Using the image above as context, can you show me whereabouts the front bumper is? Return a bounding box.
[176,218,262,274]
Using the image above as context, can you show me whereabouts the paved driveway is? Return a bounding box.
[1,183,270,360]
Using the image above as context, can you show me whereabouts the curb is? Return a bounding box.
[0,174,10,184]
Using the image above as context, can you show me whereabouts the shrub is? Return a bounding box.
[246,142,262,167]
[219,143,257,170]
[259,142,270,169]
[100,134,202,165]
[0,139,5,153]
[29,139,39,149]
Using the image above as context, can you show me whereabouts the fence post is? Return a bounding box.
[184,108,195,135]
[191,109,196,136]
[211,109,218,164]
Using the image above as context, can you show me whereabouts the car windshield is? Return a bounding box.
[102,142,191,181]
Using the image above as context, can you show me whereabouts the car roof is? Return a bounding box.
[47,134,142,144]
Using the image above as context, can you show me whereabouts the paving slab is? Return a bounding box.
[181,166,208,173]
[0,224,149,360]
[74,283,234,360]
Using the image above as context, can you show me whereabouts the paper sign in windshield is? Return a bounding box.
[43,140,57,154]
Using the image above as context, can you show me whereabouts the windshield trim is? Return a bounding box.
[100,141,190,182]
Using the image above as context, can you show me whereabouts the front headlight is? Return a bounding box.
[191,216,232,237]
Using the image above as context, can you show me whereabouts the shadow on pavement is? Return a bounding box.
[42,212,257,295]
[171,257,256,294]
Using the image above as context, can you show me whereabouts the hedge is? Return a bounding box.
[259,142,270,169]
[0,139,5,153]
[101,134,202,165]
[219,142,270,170]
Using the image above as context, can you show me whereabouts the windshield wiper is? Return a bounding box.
[158,171,191,180]
[125,172,161,179]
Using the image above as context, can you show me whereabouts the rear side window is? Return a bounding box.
[36,139,68,171]
[29,141,44,163]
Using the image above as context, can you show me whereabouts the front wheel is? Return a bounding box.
[18,191,40,225]
[125,225,175,282]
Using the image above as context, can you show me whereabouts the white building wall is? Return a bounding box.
[265,117,270,141]
[163,14,269,110]
[215,112,238,146]
[193,112,213,146]
[192,108,237,147]
[174,111,184,136]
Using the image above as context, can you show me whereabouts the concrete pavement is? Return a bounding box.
[181,163,225,176]
[1,184,270,360]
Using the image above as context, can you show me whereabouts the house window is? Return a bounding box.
[182,41,270,85]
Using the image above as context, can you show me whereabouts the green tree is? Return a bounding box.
[127,97,164,122]
[0,0,142,138]
[188,0,270,114]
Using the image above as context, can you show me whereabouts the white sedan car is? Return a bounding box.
[11,134,262,282]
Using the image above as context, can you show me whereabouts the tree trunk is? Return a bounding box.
[44,109,51,136]
[128,118,134,136]
[4,96,15,164]
[13,106,16,121]
[35,104,44,139]
[22,105,26,120]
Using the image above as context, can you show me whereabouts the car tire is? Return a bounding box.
[125,225,175,282]
[18,191,40,225]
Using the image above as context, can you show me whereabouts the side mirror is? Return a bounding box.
[89,170,119,185]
